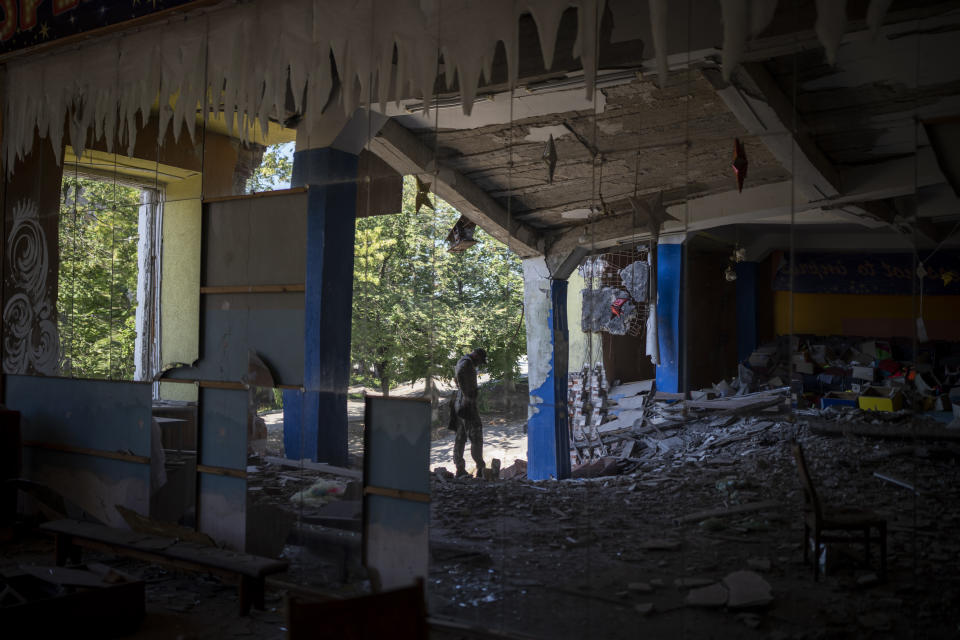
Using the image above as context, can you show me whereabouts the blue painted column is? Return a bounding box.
[655,241,684,393]
[282,147,358,465]
[523,258,571,480]
[736,261,758,363]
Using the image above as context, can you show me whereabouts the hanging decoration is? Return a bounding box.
[724,242,746,282]
[542,134,558,183]
[446,216,478,253]
[732,138,748,192]
[414,176,435,214]
[719,0,879,81]
[2,0,605,173]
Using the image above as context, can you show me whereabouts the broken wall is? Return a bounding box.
[6,376,152,527]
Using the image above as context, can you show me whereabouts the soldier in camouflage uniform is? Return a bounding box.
[451,348,486,478]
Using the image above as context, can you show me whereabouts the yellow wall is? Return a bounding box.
[774,291,960,340]
[159,174,202,402]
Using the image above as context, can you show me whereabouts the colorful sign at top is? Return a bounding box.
[0,0,196,54]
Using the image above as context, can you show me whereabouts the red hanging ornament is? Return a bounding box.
[732,138,748,193]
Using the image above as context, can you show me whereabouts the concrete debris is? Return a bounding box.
[628,582,653,593]
[674,577,715,589]
[427,372,960,638]
[571,457,621,478]
[500,459,527,480]
[634,602,655,616]
[676,501,780,525]
[685,582,728,607]
[722,570,773,609]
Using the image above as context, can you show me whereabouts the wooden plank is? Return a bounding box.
[161,377,301,391]
[200,284,305,294]
[202,186,308,204]
[364,485,431,503]
[197,463,248,479]
[160,378,248,390]
[22,440,150,465]
[675,500,781,525]
[263,456,363,480]
[41,519,288,577]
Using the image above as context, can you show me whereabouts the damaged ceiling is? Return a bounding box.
[368,0,960,269]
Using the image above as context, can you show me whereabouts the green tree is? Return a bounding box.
[350,176,526,403]
[247,142,294,193]
[58,176,142,379]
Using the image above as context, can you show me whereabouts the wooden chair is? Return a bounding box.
[791,442,886,581]
[286,579,427,640]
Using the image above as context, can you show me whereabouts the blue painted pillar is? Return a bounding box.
[736,261,758,363]
[523,258,570,480]
[282,147,358,465]
[656,241,684,393]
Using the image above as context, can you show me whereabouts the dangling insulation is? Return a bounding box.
[3,0,605,173]
[720,0,779,82]
[648,0,669,88]
[815,0,848,66]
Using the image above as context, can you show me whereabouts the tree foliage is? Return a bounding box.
[246,142,294,193]
[351,176,526,395]
[58,176,142,379]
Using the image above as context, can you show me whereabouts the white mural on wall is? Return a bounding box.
[3,199,59,375]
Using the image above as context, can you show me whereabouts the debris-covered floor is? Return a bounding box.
[4,405,960,638]
[429,417,960,639]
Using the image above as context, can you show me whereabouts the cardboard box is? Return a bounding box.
[851,366,875,382]
[820,392,859,410]
[858,386,904,412]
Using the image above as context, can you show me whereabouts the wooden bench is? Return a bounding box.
[39,519,288,615]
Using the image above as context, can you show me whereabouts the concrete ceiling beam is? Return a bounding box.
[850,199,941,248]
[368,119,543,258]
[543,149,950,251]
[705,63,841,201]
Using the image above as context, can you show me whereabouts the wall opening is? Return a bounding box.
[58,174,161,381]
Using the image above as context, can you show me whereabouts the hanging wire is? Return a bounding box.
[678,1,694,633]
[909,13,922,636]
[495,1,518,629]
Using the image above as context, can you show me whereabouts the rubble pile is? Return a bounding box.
[568,369,792,475]
[428,423,960,638]
[568,364,617,465]
[742,336,960,423]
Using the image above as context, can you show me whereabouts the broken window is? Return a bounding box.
[57,174,161,381]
